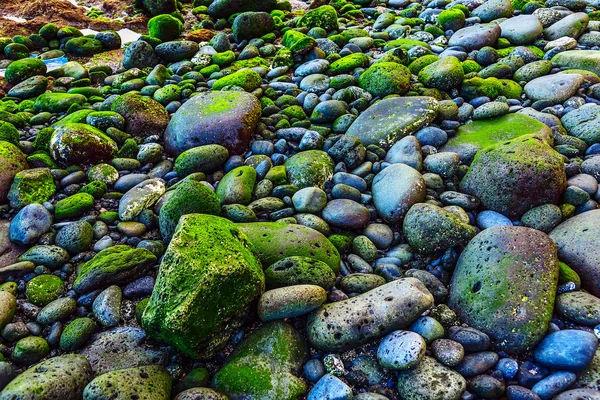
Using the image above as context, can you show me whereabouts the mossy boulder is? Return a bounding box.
[111,93,170,138]
[284,150,333,189]
[232,12,275,42]
[164,91,262,156]
[460,76,523,99]
[73,245,157,293]
[54,192,94,220]
[212,68,262,91]
[329,53,370,74]
[0,141,28,205]
[34,93,86,113]
[237,222,341,273]
[26,274,65,306]
[0,121,19,145]
[7,168,56,209]
[282,30,316,54]
[174,144,229,177]
[297,5,339,31]
[552,50,600,76]
[4,58,47,85]
[449,226,559,352]
[418,56,465,91]
[216,166,257,205]
[358,62,411,97]
[212,322,308,400]
[60,317,96,351]
[207,0,277,18]
[142,214,264,359]
[437,8,466,31]
[141,0,177,16]
[159,180,221,241]
[460,134,566,219]
[148,14,183,42]
[65,37,103,56]
[264,256,336,290]
[83,365,172,399]
[49,123,117,167]
[441,113,553,164]
[0,354,92,399]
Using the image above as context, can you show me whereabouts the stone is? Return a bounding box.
[264,256,336,290]
[524,74,585,104]
[258,284,327,321]
[208,0,277,18]
[216,166,256,205]
[448,226,560,352]
[297,5,339,31]
[448,24,502,51]
[471,0,513,22]
[7,75,48,99]
[142,214,264,359]
[165,91,261,156]
[561,103,600,145]
[534,330,598,372]
[500,15,543,45]
[212,322,308,400]
[0,291,16,331]
[555,291,600,326]
[0,141,28,205]
[418,57,465,92]
[396,356,467,400]
[372,163,426,224]
[34,93,86,113]
[307,278,434,352]
[7,168,55,209]
[111,93,169,138]
[359,62,411,97]
[552,50,600,76]
[4,58,46,85]
[549,210,600,297]
[232,12,274,42]
[460,135,566,219]
[119,178,166,221]
[308,375,353,400]
[50,123,117,167]
[0,354,92,400]
[83,365,172,400]
[9,203,52,246]
[345,96,438,148]
[284,150,334,189]
[544,12,589,41]
[377,330,426,370]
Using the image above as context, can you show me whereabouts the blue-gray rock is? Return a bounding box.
[372,163,426,224]
[9,203,52,246]
[533,329,598,371]
[307,374,353,400]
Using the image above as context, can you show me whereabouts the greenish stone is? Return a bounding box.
[88,163,119,185]
[12,336,50,365]
[73,245,157,293]
[37,297,76,325]
[148,14,183,42]
[297,5,339,31]
[65,37,103,56]
[282,30,316,54]
[79,180,108,199]
[54,192,94,220]
[26,274,65,306]
[7,168,56,209]
[60,317,96,351]
[83,365,172,400]
[18,245,70,269]
[339,273,386,294]
[159,180,221,240]
[460,76,523,100]
[4,58,47,85]
[142,214,264,359]
[34,93,86,113]
[329,53,370,74]
[358,62,411,97]
[237,222,340,273]
[0,121,19,145]
[213,69,262,91]
[437,8,466,31]
[418,56,465,91]
[174,144,229,177]
[264,256,336,290]
[0,291,16,331]
[284,150,333,189]
[212,321,308,400]
[552,50,600,76]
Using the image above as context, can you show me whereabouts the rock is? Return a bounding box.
[549,210,600,297]
[141,0,176,15]
[216,166,256,205]
[65,37,102,56]
[460,135,566,219]
[448,24,502,51]
[9,204,52,246]
[208,0,277,18]
[561,103,600,145]
[212,322,308,399]
[524,74,585,104]
[83,365,172,400]
[359,62,411,97]
[54,193,94,221]
[122,40,159,70]
[377,330,426,370]
[403,203,476,254]
[552,50,600,76]
[73,245,157,293]
[346,96,438,148]
[93,285,122,328]
[448,226,559,352]
[212,69,262,92]
[308,374,353,400]
[372,164,426,224]
[79,327,169,375]
[307,278,434,352]
[165,91,261,156]
[8,168,55,209]
[148,14,182,42]
[555,291,600,325]
[0,141,28,205]
[155,41,199,63]
[50,123,117,167]
[111,93,169,138]
[34,93,86,113]
[7,75,48,99]
[232,12,274,42]
[284,150,333,189]
[544,12,589,41]
[0,291,16,331]
[418,57,465,91]
[264,256,336,290]
[385,136,422,170]
[176,389,227,400]
[297,5,339,31]
[534,330,598,371]
[237,222,341,273]
[0,354,92,400]
[142,214,264,359]
[4,58,47,85]
[471,0,513,22]
[500,15,543,45]
[119,178,166,221]
[396,356,467,400]
[258,284,327,321]
[322,199,371,230]
[555,389,600,399]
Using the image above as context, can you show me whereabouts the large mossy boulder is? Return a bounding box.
[212,322,309,399]
[552,50,600,76]
[448,226,560,353]
[73,245,157,293]
[358,62,411,97]
[237,222,341,273]
[65,37,103,56]
[111,92,170,138]
[0,141,28,205]
[441,113,553,164]
[232,12,274,42]
[345,96,438,148]
[460,134,566,219]
[49,123,117,167]
[550,209,600,297]
[148,14,182,42]
[164,91,261,156]
[1,355,92,399]
[284,150,334,189]
[34,93,86,113]
[142,214,264,359]
[418,56,465,91]
[296,5,339,31]
[4,58,47,85]
[141,0,176,16]
[208,0,277,18]
[7,168,56,210]
[83,365,172,400]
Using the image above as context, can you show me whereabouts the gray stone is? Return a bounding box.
[372,163,426,224]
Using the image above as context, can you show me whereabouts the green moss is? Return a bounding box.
[384,38,430,52]
[496,45,544,58]
[282,30,316,54]
[297,5,339,31]
[8,168,56,209]
[26,274,65,306]
[64,37,103,56]
[437,8,465,31]
[0,121,19,145]
[462,60,482,74]
[12,336,50,365]
[148,14,182,42]
[5,58,47,85]
[558,261,581,286]
[54,192,95,220]
[79,180,108,199]
[60,317,96,351]
[359,62,411,97]
[212,50,236,67]
[229,57,270,72]
[408,54,439,75]
[329,53,370,74]
[212,69,262,91]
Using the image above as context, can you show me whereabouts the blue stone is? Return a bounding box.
[304,359,326,383]
[496,358,519,380]
[534,330,598,371]
[532,371,577,400]
[476,210,513,230]
[307,374,353,400]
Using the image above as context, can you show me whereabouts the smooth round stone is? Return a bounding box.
[496,358,519,380]
[9,204,52,246]
[296,59,330,77]
[92,285,122,328]
[415,126,448,148]
[292,187,328,213]
[532,371,577,400]
[307,374,353,400]
[430,339,464,367]
[372,163,426,224]
[299,74,330,93]
[377,330,426,370]
[556,291,600,326]
[384,136,422,170]
[55,220,93,255]
[423,152,460,178]
[533,329,598,371]
[520,204,563,233]
[567,174,598,195]
[304,359,326,383]
[114,174,150,192]
[408,316,444,343]
[448,24,502,51]
[476,210,513,229]
[500,15,544,45]
[322,199,370,230]
[257,284,327,322]
[454,351,500,377]
[363,223,394,250]
[473,101,510,120]
[524,74,585,104]
[470,374,506,399]
[117,221,147,237]
[507,385,542,400]
[36,297,76,325]
[555,389,600,400]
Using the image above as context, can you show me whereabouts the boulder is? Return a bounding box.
[0,141,28,205]
[50,123,117,167]
[111,93,169,138]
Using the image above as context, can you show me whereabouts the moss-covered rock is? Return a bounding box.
[418,56,465,91]
[284,150,333,189]
[34,93,86,113]
[111,92,170,138]
[73,245,157,293]
[448,226,559,352]
[7,168,56,209]
[460,134,566,218]
[0,141,28,205]
[26,274,65,306]
[142,0,177,15]
[4,58,47,85]
[83,365,172,399]
[159,180,221,241]
[232,12,275,42]
[49,123,117,167]
[437,7,466,31]
[358,62,411,97]
[552,50,600,76]
[60,317,96,351]
[237,222,340,273]
[282,30,316,54]
[212,68,262,91]
[174,145,229,177]
[212,322,308,400]
[215,166,257,205]
[148,14,183,42]
[65,37,103,56]
[460,76,523,99]
[297,5,339,31]
[264,256,336,290]
[0,121,19,145]
[207,0,277,18]
[329,52,370,74]
[142,214,264,359]
[54,192,95,220]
